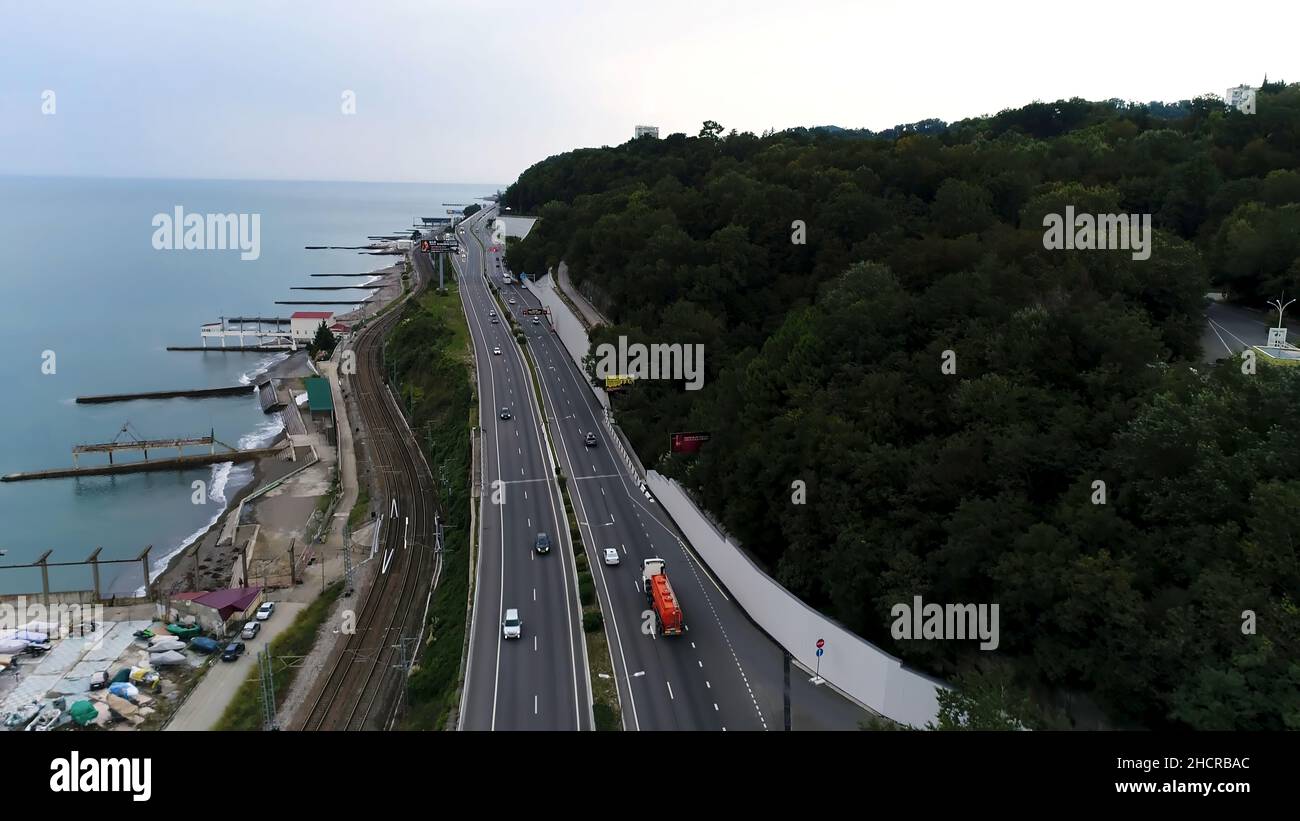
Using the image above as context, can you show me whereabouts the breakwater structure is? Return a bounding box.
[76,385,254,404]
[1,424,288,482]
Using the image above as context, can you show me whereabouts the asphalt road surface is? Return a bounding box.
[456,208,591,731]
[463,206,872,731]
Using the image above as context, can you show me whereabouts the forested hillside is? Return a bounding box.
[504,85,1300,729]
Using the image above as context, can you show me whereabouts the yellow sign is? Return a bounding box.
[604,375,636,390]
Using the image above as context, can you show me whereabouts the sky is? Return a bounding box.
[1,0,1297,185]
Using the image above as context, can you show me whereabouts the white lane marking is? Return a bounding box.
[666,681,674,700]
[534,695,538,716]
[534,635,538,651]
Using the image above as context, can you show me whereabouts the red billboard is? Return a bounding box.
[670,431,712,454]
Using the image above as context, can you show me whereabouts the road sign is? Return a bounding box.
[816,648,823,657]
[816,638,824,649]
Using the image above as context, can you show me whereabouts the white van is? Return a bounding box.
[502,608,522,640]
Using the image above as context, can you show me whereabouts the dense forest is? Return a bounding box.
[504,84,1300,729]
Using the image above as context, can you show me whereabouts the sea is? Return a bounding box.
[0,176,497,596]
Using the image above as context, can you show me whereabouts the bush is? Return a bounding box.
[578,572,595,606]
[583,609,604,633]
[593,702,620,731]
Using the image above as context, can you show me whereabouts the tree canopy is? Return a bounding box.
[503,86,1300,729]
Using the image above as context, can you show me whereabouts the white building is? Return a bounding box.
[1226,85,1256,114]
[634,125,659,139]
[290,310,334,341]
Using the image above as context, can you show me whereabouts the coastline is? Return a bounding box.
[144,258,395,598]
[144,349,315,597]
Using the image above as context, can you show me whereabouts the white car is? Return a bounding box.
[241,621,261,640]
[508,298,517,305]
[256,602,275,621]
[603,548,621,566]
[492,346,501,356]
[502,608,522,640]
[489,309,496,317]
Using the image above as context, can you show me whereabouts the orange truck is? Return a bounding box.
[641,558,685,636]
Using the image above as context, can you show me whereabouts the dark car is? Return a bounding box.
[584,432,597,447]
[534,532,551,555]
[500,407,512,420]
[220,641,246,662]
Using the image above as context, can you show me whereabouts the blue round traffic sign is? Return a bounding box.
[816,648,823,657]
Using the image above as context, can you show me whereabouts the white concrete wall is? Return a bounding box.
[646,470,945,727]
[524,273,609,411]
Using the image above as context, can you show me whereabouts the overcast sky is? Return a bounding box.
[1,0,1296,184]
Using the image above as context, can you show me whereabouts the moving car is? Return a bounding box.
[502,608,522,640]
[499,407,512,420]
[492,346,501,355]
[603,547,621,566]
[220,641,246,662]
[585,432,597,447]
[241,621,261,640]
[508,298,516,304]
[489,309,496,317]
[256,601,275,621]
[534,532,551,555]
[531,317,540,325]
[491,317,499,324]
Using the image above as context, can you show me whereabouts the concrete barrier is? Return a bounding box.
[524,273,609,411]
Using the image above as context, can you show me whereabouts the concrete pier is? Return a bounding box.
[76,385,254,403]
[1,444,287,482]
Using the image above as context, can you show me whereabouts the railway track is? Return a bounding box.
[295,255,442,731]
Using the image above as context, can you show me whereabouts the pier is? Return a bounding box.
[2,428,288,482]
[290,285,383,291]
[200,316,299,350]
[76,385,254,404]
[275,300,367,305]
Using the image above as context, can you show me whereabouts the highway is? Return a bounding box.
[460,206,870,731]
[456,207,591,731]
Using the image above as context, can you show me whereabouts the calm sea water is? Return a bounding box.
[0,177,496,594]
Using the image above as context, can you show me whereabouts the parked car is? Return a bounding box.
[502,608,522,640]
[189,636,221,654]
[241,621,261,640]
[603,547,621,566]
[256,602,276,621]
[220,642,246,662]
[534,532,551,555]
